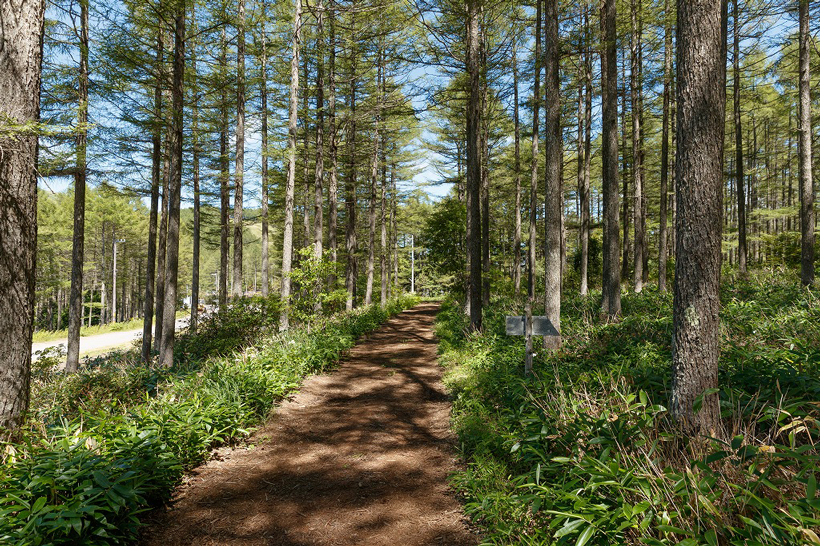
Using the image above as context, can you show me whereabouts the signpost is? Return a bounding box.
[506,314,559,375]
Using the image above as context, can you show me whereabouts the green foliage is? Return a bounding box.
[284,248,346,324]
[422,196,466,291]
[174,295,282,365]
[439,272,820,545]
[1,295,418,544]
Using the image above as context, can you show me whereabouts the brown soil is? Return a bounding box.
[141,303,478,546]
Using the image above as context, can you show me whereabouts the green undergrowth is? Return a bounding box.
[0,294,418,545]
[438,270,820,545]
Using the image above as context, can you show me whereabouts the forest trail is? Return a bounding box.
[141,303,477,546]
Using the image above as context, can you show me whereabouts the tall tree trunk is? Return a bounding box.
[190,6,201,331]
[154,141,169,351]
[281,0,301,328]
[480,28,490,308]
[233,0,245,299]
[544,0,561,350]
[580,11,592,296]
[524,0,542,374]
[66,0,89,372]
[219,27,229,309]
[314,0,325,309]
[658,0,672,293]
[733,0,747,275]
[0,0,43,432]
[512,46,522,296]
[671,0,726,435]
[391,165,398,297]
[260,0,270,298]
[345,5,359,311]
[302,53,312,250]
[160,4,185,368]
[600,0,621,318]
[380,154,388,304]
[365,51,380,306]
[327,0,338,289]
[631,0,645,293]
[798,0,815,286]
[466,0,482,331]
[620,83,630,283]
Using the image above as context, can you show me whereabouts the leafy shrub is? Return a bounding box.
[174,294,283,365]
[1,295,418,545]
[439,272,820,545]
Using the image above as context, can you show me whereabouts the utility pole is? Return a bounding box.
[112,239,125,323]
[411,234,415,293]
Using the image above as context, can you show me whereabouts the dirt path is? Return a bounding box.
[142,303,477,546]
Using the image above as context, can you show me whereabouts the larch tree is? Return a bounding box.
[658,0,673,292]
[66,0,90,372]
[345,3,359,311]
[512,44,522,297]
[671,0,727,435]
[0,0,45,432]
[142,30,164,363]
[190,0,201,332]
[543,0,561,350]
[466,0,483,331]
[159,0,185,368]
[218,25,230,310]
[630,0,645,293]
[327,0,339,289]
[313,0,326,310]
[281,0,302,329]
[232,0,246,299]
[600,0,621,318]
[797,0,814,287]
[733,0,747,275]
[260,0,270,298]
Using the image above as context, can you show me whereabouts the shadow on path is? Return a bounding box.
[141,303,477,546]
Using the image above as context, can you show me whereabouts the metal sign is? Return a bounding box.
[505,316,559,337]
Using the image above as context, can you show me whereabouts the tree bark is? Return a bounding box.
[733,0,747,275]
[154,135,169,351]
[327,0,339,289]
[281,0,301,328]
[512,46,522,296]
[218,28,229,310]
[631,0,645,293]
[159,3,185,368]
[671,0,726,436]
[260,0,270,298]
[658,0,672,293]
[798,0,814,286]
[232,0,245,299]
[600,0,621,318]
[581,11,592,296]
[544,0,561,350]
[314,0,325,310]
[0,0,44,432]
[66,0,89,372]
[345,5,359,311]
[365,50,381,307]
[466,0,482,331]
[480,25,490,309]
[190,4,201,331]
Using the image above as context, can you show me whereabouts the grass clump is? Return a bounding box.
[0,295,418,545]
[438,270,820,545]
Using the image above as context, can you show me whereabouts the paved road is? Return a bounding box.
[32,318,189,360]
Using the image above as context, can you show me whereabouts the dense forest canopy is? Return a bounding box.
[1,0,820,543]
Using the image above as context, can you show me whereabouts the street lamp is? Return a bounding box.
[112,238,125,323]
